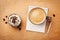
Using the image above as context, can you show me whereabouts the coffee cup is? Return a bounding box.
[29,7,46,25]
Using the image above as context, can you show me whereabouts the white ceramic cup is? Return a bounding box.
[29,7,46,25]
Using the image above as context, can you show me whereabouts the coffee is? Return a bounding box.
[29,8,46,24]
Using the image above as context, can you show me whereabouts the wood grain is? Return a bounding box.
[0,0,60,40]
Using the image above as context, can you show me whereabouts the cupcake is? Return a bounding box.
[8,14,21,27]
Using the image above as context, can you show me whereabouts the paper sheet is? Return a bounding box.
[26,6,48,32]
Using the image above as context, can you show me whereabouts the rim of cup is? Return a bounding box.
[29,7,46,25]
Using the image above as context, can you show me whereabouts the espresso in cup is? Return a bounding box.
[29,8,46,24]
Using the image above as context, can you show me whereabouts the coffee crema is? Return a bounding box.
[29,8,46,24]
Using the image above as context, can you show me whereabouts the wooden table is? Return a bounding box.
[0,0,60,40]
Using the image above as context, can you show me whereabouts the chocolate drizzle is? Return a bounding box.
[10,16,17,24]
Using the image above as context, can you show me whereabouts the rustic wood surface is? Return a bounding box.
[0,0,60,40]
